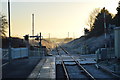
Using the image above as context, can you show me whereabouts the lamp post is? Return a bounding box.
[8,0,12,62]
[32,14,34,36]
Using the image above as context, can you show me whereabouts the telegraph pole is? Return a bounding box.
[73,32,75,39]
[103,7,108,60]
[68,32,69,38]
[8,0,12,62]
[32,14,34,36]
[103,7,107,48]
[39,32,42,47]
[49,33,50,41]
[39,32,42,56]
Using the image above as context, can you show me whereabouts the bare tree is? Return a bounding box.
[0,13,8,37]
[86,8,100,31]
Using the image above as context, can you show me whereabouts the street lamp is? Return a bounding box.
[8,0,12,62]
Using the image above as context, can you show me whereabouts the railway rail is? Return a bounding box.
[56,46,70,80]
[56,45,96,80]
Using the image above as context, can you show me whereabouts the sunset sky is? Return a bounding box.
[1,0,120,38]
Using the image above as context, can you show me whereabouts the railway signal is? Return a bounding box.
[35,36,39,40]
[24,35,29,41]
[24,32,43,47]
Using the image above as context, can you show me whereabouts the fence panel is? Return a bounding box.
[11,48,28,59]
[11,48,20,59]
[20,48,28,58]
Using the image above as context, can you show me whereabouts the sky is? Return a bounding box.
[1,0,120,38]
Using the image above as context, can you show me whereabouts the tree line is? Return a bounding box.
[0,13,8,37]
[84,1,120,38]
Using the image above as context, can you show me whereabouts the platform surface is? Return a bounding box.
[2,57,41,79]
[28,56,56,80]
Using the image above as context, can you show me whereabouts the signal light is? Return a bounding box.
[24,35,29,41]
[35,37,39,40]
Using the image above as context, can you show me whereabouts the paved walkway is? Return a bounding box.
[28,57,56,80]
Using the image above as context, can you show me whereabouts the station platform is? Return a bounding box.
[2,57,41,79]
[28,56,56,80]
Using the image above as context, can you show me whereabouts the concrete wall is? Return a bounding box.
[114,27,120,58]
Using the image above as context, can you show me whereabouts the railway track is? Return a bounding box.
[56,45,96,80]
[55,45,119,80]
[56,46,70,80]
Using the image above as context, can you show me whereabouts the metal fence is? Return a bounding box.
[11,48,28,59]
[2,48,28,60]
[29,47,47,57]
[1,47,47,60]
[96,48,115,61]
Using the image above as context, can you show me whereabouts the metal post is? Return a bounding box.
[103,7,108,60]
[40,32,42,47]
[103,7,107,48]
[73,32,75,39]
[68,32,69,38]
[39,32,42,56]
[32,14,34,36]
[49,33,50,41]
[8,0,12,62]
[27,35,30,58]
[84,28,86,54]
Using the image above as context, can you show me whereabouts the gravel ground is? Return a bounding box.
[56,63,118,80]
[66,65,88,79]
[56,64,90,80]
[56,64,65,80]
[98,59,120,74]
[82,64,116,79]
